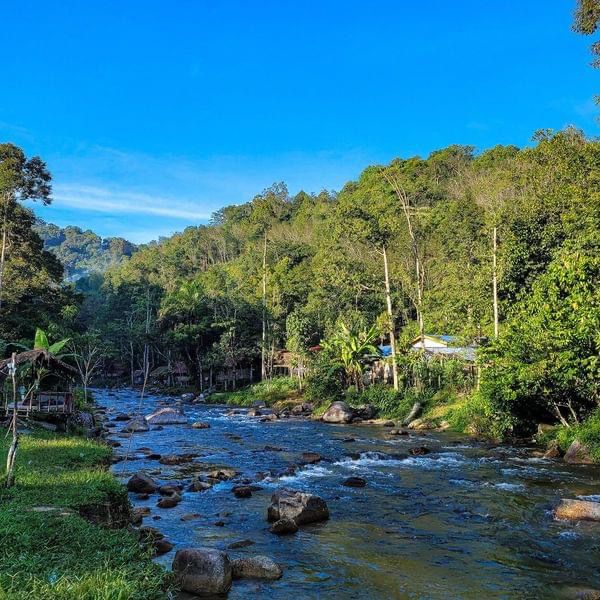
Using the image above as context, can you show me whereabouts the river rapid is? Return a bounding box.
[97,388,600,600]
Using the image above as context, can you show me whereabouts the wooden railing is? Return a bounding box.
[2,391,74,415]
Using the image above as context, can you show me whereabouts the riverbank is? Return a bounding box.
[0,429,168,599]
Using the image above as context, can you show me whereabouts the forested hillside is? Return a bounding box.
[1,129,598,449]
[35,220,137,280]
[79,127,599,442]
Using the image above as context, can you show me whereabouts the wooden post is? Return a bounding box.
[5,353,18,488]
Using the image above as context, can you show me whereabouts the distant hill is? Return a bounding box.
[35,220,137,281]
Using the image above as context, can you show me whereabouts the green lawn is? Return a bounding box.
[0,431,168,599]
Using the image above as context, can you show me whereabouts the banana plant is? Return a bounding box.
[322,321,380,389]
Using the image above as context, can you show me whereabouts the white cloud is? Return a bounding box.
[53,184,211,221]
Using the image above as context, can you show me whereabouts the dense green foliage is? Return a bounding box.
[1,128,598,444]
[0,431,167,599]
[36,220,137,281]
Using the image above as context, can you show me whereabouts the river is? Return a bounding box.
[97,388,600,599]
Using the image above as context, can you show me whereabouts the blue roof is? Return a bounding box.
[378,345,392,357]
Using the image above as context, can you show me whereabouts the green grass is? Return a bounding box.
[212,377,302,407]
[0,431,168,599]
[554,408,600,462]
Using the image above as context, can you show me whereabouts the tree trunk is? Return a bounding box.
[492,226,499,338]
[261,232,267,380]
[0,194,9,313]
[382,245,399,391]
[5,353,18,488]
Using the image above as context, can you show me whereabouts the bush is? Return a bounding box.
[555,408,600,462]
[447,391,514,439]
[304,353,345,407]
[217,377,300,407]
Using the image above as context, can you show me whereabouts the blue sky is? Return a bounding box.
[2,0,598,243]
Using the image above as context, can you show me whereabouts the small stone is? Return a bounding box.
[409,446,431,456]
[157,494,181,509]
[342,476,367,488]
[214,520,225,526]
[147,453,162,460]
[231,556,283,580]
[227,539,255,549]
[269,518,298,535]
[188,479,212,492]
[192,421,210,429]
[232,486,252,498]
[301,452,322,464]
[180,513,201,522]
[153,538,174,555]
[159,484,182,496]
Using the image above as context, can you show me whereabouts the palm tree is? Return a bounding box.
[322,322,380,389]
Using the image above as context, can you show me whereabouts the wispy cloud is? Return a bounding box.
[54,184,212,221]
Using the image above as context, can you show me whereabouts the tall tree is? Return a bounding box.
[0,144,52,311]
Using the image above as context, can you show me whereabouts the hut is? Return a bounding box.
[0,350,77,416]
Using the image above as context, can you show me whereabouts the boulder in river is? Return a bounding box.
[113,413,131,421]
[153,538,174,555]
[554,499,600,522]
[192,421,210,429]
[269,517,299,535]
[127,473,157,494]
[181,393,196,402]
[145,407,187,425]
[232,556,283,580]
[267,488,329,525]
[172,548,232,596]
[123,418,149,433]
[544,439,563,459]
[563,440,594,464]
[321,401,354,424]
[227,539,255,549]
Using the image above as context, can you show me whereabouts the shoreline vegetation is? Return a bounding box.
[0,427,168,599]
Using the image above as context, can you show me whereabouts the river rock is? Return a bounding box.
[124,418,149,433]
[153,538,174,555]
[563,440,594,464]
[157,494,182,509]
[145,407,187,425]
[321,401,354,424]
[172,548,232,596]
[389,428,408,436]
[231,556,283,580]
[407,418,433,430]
[409,446,431,456]
[207,468,238,480]
[232,485,252,498]
[342,476,367,488]
[181,393,196,402]
[159,484,182,496]
[267,488,329,525]
[301,452,322,464]
[269,517,299,534]
[159,453,198,465]
[355,404,377,420]
[192,421,210,429]
[127,473,157,494]
[188,478,212,492]
[114,413,131,421]
[227,539,255,549]
[554,499,600,522]
[544,439,563,459]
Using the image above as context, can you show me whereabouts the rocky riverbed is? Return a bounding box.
[96,388,600,599]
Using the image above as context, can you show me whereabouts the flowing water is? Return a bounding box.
[98,389,600,599]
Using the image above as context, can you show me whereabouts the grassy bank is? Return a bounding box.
[212,376,302,408]
[0,430,167,599]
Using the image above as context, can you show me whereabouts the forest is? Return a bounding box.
[1,127,598,453]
